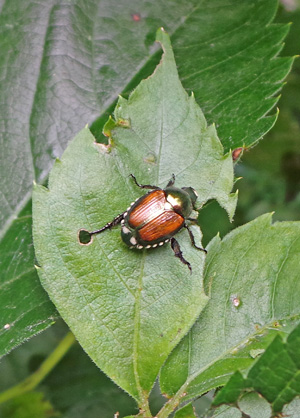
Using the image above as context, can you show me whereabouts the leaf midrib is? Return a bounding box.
[133,251,146,402]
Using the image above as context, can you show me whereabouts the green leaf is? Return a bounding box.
[1,392,57,418]
[0,322,137,418]
[32,30,236,404]
[1,0,292,357]
[160,213,300,406]
[282,397,300,417]
[209,405,242,418]
[237,392,272,418]
[212,372,246,405]
[210,394,272,418]
[213,322,300,414]
[174,0,293,152]
[0,201,56,358]
[174,403,197,418]
[46,341,138,418]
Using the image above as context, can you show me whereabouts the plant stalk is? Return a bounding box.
[0,331,76,405]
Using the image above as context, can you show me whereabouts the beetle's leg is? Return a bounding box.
[166,173,175,187]
[129,174,160,190]
[187,217,198,222]
[78,213,124,245]
[89,213,124,236]
[170,237,192,273]
[184,224,207,253]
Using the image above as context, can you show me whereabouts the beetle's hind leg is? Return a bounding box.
[89,213,124,236]
[170,237,192,273]
[184,223,207,253]
[78,213,124,245]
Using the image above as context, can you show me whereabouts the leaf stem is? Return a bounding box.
[156,383,189,418]
[0,331,76,405]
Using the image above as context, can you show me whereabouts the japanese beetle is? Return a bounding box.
[80,174,206,272]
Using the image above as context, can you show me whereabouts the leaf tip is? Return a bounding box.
[103,115,117,137]
[234,176,242,185]
[155,26,171,48]
[258,212,274,227]
[156,26,166,38]
[32,182,49,194]
[228,190,239,222]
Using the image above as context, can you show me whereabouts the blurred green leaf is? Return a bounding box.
[46,344,138,418]
[213,372,247,406]
[210,405,241,418]
[213,322,300,414]
[232,6,300,229]
[160,214,300,406]
[210,398,272,418]
[237,392,272,418]
[173,0,293,152]
[174,403,197,418]
[1,392,58,418]
[282,397,300,416]
[0,201,56,358]
[0,322,137,418]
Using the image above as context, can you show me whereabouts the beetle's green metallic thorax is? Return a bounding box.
[164,186,195,218]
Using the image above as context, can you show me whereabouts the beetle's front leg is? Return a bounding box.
[170,237,192,273]
[184,224,207,253]
[129,174,160,190]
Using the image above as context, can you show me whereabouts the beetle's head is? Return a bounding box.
[182,187,198,208]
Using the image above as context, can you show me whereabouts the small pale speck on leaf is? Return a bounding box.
[231,295,241,307]
[131,13,141,21]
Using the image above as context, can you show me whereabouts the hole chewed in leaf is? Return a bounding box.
[78,229,92,245]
